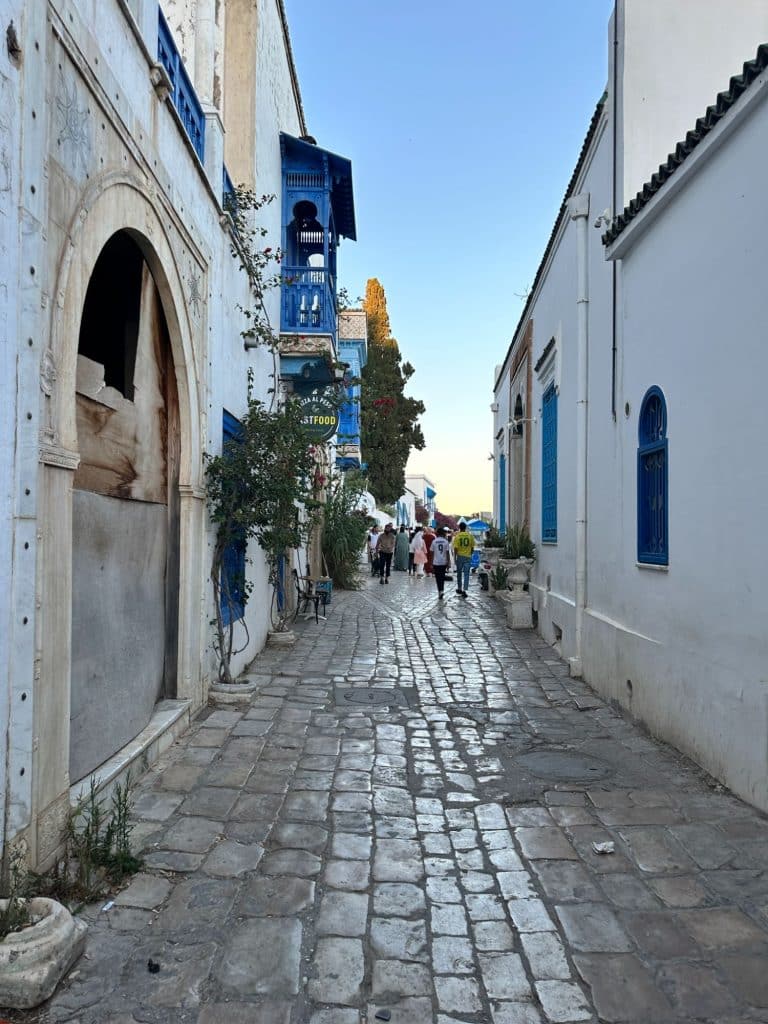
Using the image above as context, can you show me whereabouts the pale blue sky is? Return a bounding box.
[284,0,614,513]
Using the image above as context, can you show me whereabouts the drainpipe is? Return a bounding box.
[567,193,590,678]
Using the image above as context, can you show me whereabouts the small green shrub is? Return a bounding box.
[484,525,505,548]
[503,523,536,560]
[0,850,32,940]
[31,775,142,907]
[490,564,509,590]
[322,477,370,589]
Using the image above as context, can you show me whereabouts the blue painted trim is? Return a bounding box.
[541,382,558,543]
[221,410,246,624]
[222,165,236,212]
[498,453,507,536]
[158,7,205,163]
[637,386,669,565]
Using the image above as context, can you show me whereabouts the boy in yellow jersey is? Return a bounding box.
[452,521,475,597]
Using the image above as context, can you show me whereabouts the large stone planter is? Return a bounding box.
[483,549,503,568]
[0,898,87,1009]
[503,557,535,591]
[495,589,534,628]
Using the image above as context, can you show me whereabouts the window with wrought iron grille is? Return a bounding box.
[637,386,668,565]
[541,382,558,543]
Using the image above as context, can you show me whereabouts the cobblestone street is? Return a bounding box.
[15,570,768,1023]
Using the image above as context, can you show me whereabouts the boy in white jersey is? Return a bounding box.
[430,527,452,600]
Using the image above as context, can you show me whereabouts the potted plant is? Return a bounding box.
[488,564,509,595]
[498,524,535,590]
[483,525,505,568]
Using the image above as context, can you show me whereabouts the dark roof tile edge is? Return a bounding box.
[603,42,768,246]
[493,96,606,394]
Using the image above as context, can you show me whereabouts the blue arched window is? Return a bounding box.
[637,386,668,565]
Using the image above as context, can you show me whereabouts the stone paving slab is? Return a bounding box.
[11,570,768,1023]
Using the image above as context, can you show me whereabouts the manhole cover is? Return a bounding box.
[514,750,613,782]
[335,687,414,708]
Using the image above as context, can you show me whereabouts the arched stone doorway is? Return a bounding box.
[69,230,181,782]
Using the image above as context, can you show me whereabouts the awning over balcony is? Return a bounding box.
[280,355,336,392]
[280,133,356,241]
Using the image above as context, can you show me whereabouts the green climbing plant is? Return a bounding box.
[205,385,322,683]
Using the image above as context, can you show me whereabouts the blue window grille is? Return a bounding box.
[541,382,558,543]
[222,165,236,214]
[637,386,668,565]
[157,7,205,163]
[498,452,507,536]
[220,410,246,625]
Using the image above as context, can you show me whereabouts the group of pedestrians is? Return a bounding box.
[367,521,476,600]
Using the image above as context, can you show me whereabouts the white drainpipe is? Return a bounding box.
[567,193,590,678]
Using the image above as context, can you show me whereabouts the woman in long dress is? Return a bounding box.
[410,527,427,578]
[423,527,436,575]
[394,525,410,571]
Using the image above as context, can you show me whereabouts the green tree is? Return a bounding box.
[360,279,425,504]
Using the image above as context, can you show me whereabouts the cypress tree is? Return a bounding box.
[360,279,425,504]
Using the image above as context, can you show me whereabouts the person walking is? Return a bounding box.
[430,527,452,600]
[393,524,410,572]
[452,520,475,597]
[368,525,381,577]
[377,523,397,584]
[423,526,436,575]
[410,526,427,579]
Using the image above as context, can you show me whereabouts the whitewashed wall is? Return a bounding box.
[598,79,768,808]
[491,366,509,526]
[2,0,306,863]
[490,3,768,812]
[0,0,25,847]
[617,0,768,206]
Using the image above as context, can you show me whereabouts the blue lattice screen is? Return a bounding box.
[637,387,668,564]
[541,383,558,543]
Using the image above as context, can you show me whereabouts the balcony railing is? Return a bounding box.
[158,7,205,163]
[281,266,336,336]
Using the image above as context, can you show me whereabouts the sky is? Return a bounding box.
[283,0,615,516]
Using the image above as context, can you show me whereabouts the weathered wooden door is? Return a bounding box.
[70,233,180,782]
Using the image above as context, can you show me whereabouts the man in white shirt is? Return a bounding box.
[368,525,380,576]
[430,527,452,599]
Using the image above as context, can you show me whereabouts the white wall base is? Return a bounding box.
[69,699,191,809]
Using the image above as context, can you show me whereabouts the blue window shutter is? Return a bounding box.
[541,383,558,542]
[221,410,247,625]
[498,453,507,535]
[637,387,668,564]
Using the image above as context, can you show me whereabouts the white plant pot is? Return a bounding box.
[209,679,260,705]
[506,557,534,591]
[267,629,296,646]
[0,898,87,1009]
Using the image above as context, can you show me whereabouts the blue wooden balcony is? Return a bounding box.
[281,266,336,336]
[158,6,205,163]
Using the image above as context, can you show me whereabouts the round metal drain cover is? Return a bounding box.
[337,687,409,707]
[514,750,612,782]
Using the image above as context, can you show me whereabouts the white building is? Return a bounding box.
[405,473,437,525]
[492,2,768,808]
[0,0,354,867]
